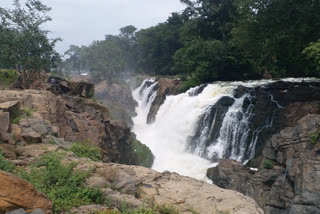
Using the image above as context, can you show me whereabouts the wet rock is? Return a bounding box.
[147,78,182,124]
[188,96,235,159]
[209,114,320,214]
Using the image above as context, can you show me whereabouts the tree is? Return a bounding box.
[64,45,83,75]
[119,25,137,39]
[0,0,60,88]
[303,39,320,76]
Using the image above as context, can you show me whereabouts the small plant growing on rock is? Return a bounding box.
[19,152,104,213]
[70,140,102,161]
[263,160,274,169]
[0,149,15,173]
[310,128,320,144]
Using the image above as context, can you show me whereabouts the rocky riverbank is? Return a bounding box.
[0,75,263,214]
[207,81,320,214]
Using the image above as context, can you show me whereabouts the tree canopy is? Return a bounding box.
[0,0,60,73]
[62,0,320,87]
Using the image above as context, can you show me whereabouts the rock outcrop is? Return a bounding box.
[48,76,94,98]
[0,171,52,213]
[0,89,146,166]
[3,144,262,214]
[208,114,320,213]
[147,78,182,123]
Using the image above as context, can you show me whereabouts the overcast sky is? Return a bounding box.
[2,0,185,54]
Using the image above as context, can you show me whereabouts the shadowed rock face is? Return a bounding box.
[207,79,320,214]
[0,90,142,166]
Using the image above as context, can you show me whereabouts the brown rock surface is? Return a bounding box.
[147,78,182,123]
[0,89,138,165]
[0,171,52,213]
[90,162,263,214]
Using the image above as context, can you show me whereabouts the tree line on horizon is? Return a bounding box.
[1,0,320,89]
[63,0,320,88]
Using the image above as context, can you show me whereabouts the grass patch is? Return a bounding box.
[10,115,24,124]
[132,140,154,168]
[70,140,102,161]
[0,149,16,173]
[10,107,33,124]
[263,160,274,169]
[18,152,104,213]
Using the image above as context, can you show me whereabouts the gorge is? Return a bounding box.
[131,77,320,213]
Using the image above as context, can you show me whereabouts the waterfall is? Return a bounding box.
[132,78,319,181]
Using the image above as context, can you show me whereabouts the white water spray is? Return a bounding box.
[132,78,320,181]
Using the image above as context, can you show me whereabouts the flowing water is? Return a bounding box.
[132,78,319,181]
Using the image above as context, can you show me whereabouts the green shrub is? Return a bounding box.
[19,152,104,213]
[0,69,18,87]
[178,79,200,93]
[263,160,274,169]
[0,149,15,173]
[23,108,32,117]
[70,140,102,161]
[158,204,180,214]
[310,128,320,144]
[132,140,154,168]
[10,115,24,124]
[10,108,33,124]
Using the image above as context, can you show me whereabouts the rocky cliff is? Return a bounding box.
[0,78,264,213]
[207,81,320,214]
[0,88,146,166]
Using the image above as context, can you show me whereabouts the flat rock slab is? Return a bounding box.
[0,170,52,213]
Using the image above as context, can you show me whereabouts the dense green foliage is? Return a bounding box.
[132,140,154,168]
[63,0,320,86]
[0,69,18,87]
[0,0,60,72]
[0,149,16,173]
[70,140,102,161]
[19,152,104,213]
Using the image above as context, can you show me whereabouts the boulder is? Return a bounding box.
[0,101,20,119]
[147,78,182,123]
[21,131,42,144]
[48,76,94,98]
[0,112,9,142]
[0,171,52,213]
[91,162,263,214]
